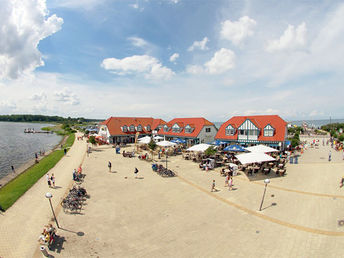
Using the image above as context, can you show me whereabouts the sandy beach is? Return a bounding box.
[1,135,344,257]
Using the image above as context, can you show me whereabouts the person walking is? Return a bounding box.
[211,179,216,192]
[134,167,139,178]
[108,161,112,172]
[46,173,51,188]
[329,150,332,162]
[73,169,77,181]
[224,173,229,187]
[11,165,15,173]
[64,148,67,155]
[228,176,233,191]
[51,173,55,188]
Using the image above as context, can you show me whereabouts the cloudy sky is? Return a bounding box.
[1,0,344,122]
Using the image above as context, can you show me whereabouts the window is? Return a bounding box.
[172,124,180,133]
[137,125,142,132]
[163,125,169,132]
[185,125,193,133]
[146,125,151,131]
[225,125,235,136]
[205,128,211,133]
[264,125,274,137]
[129,125,135,132]
[122,125,128,132]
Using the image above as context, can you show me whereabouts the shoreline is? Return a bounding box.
[0,134,67,189]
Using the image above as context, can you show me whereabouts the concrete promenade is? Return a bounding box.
[0,133,87,258]
[2,135,344,257]
[47,136,344,258]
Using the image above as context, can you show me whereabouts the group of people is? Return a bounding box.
[72,166,83,181]
[211,175,234,192]
[38,224,57,246]
[46,173,55,188]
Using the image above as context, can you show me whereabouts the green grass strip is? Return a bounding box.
[0,133,75,210]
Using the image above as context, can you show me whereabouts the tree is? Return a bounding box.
[148,139,157,162]
[205,146,217,156]
[89,136,96,145]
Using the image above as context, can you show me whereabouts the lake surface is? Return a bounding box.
[0,122,62,180]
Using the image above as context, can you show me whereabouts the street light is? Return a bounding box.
[45,192,60,228]
[259,179,270,211]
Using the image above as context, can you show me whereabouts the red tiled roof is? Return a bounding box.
[215,115,287,142]
[101,117,166,136]
[158,117,215,138]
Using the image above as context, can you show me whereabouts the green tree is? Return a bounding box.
[148,139,157,162]
[204,146,217,156]
[89,136,96,145]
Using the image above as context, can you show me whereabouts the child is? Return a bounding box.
[211,180,216,192]
[228,176,233,191]
[134,167,139,178]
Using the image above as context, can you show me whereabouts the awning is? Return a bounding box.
[187,143,212,152]
[224,144,246,152]
[235,152,276,165]
[245,144,279,153]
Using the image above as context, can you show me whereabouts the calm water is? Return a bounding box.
[0,122,62,180]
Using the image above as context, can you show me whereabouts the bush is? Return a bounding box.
[339,134,344,142]
[89,135,96,145]
[205,146,217,156]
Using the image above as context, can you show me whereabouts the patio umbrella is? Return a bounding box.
[211,140,227,146]
[224,144,246,152]
[245,144,279,153]
[187,143,211,152]
[157,140,177,147]
[138,136,151,144]
[235,152,275,165]
[171,138,186,144]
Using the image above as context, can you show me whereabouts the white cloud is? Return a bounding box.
[101,55,174,80]
[169,53,180,63]
[50,0,106,10]
[54,88,80,105]
[266,22,307,52]
[169,0,180,3]
[186,65,204,75]
[188,37,209,51]
[220,16,256,45]
[0,0,63,80]
[204,48,235,74]
[128,37,149,48]
[31,92,47,101]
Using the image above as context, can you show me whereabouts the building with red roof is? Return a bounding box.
[215,115,288,149]
[158,117,218,144]
[99,117,166,144]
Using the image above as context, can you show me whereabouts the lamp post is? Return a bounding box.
[259,179,270,211]
[45,192,60,228]
[166,153,168,169]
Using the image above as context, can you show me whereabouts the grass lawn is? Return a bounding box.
[0,133,75,210]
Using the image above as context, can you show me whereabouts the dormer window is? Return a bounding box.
[122,125,128,132]
[129,125,135,132]
[137,124,142,132]
[264,124,275,136]
[172,123,180,133]
[185,125,194,133]
[146,125,151,131]
[225,125,235,136]
[163,125,170,132]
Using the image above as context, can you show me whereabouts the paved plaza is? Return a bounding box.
[1,135,344,257]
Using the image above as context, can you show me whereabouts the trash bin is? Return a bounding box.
[290,157,294,164]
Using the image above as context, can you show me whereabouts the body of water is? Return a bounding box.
[290,119,344,128]
[0,122,62,180]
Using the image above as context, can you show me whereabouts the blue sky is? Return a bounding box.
[0,0,344,121]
